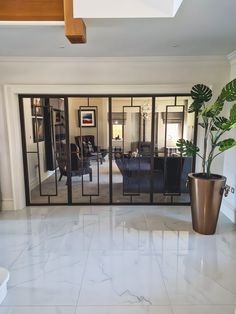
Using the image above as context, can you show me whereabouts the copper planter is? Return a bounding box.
[188,173,226,235]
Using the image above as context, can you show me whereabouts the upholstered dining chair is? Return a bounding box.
[57,143,92,183]
[74,135,107,164]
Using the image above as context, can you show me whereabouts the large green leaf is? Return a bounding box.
[218,78,236,102]
[217,138,236,152]
[213,104,236,129]
[188,99,203,113]
[230,103,236,121]
[213,117,231,130]
[201,99,225,117]
[191,84,212,102]
[201,106,216,117]
[176,139,200,156]
[202,80,236,117]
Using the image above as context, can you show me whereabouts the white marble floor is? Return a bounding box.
[0,205,236,314]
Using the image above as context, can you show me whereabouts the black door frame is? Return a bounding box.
[19,93,197,206]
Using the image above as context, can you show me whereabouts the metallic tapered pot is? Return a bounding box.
[188,173,226,235]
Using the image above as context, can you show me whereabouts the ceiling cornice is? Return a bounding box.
[227,50,236,64]
[0,56,229,64]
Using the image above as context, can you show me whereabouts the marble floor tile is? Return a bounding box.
[156,251,236,305]
[78,250,170,306]
[89,211,151,252]
[26,218,94,255]
[0,306,75,314]
[3,250,88,306]
[172,305,236,314]
[0,205,236,313]
[0,248,25,269]
[75,305,173,313]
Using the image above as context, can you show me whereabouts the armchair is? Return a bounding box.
[57,143,92,183]
[74,135,107,164]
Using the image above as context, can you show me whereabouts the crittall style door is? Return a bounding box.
[19,94,196,206]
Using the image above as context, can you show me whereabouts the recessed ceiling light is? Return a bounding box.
[172,44,180,48]
[59,45,65,49]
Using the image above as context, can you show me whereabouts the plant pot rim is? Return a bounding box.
[188,172,226,181]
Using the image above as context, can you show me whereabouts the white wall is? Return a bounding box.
[0,56,230,210]
[0,86,13,210]
[221,52,236,223]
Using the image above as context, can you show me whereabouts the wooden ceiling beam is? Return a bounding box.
[63,0,86,44]
[0,0,86,44]
[0,0,64,21]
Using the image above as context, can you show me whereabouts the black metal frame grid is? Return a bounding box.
[122,104,142,197]
[19,93,196,206]
[20,98,64,205]
[163,104,185,196]
[79,104,100,199]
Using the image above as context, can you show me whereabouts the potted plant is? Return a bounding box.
[177,79,236,234]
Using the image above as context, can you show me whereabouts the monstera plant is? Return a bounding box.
[176,78,236,235]
[177,79,236,178]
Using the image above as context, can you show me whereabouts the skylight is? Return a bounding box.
[73,0,184,18]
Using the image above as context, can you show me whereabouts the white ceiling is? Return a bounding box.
[0,0,236,57]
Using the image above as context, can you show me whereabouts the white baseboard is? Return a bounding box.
[221,199,236,224]
[0,199,14,211]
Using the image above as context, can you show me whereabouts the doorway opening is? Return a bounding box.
[19,94,196,205]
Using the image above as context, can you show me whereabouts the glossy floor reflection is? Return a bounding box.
[0,206,236,314]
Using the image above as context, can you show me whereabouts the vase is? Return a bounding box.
[188,173,227,235]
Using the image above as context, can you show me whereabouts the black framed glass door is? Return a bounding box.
[111,97,152,204]
[19,96,69,204]
[110,96,195,204]
[19,93,196,206]
[68,97,110,204]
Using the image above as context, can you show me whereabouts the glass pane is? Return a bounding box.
[132,97,152,203]
[176,96,195,142]
[69,97,109,204]
[153,96,193,203]
[21,94,194,206]
[112,97,152,204]
[47,98,68,204]
[111,97,131,203]
[23,97,68,204]
[174,96,194,203]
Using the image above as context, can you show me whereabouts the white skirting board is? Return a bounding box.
[0,268,10,304]
[221,199,236,224]
[0,199,14,211]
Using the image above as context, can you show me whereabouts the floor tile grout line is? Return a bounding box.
[144,212,174,314]
[143,210,174,312]
[7,245,30,271]
[73,211,96,314]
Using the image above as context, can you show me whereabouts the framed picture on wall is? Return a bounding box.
[32,117,44,142]
[78,109,96,127]
[31,98,44,117]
